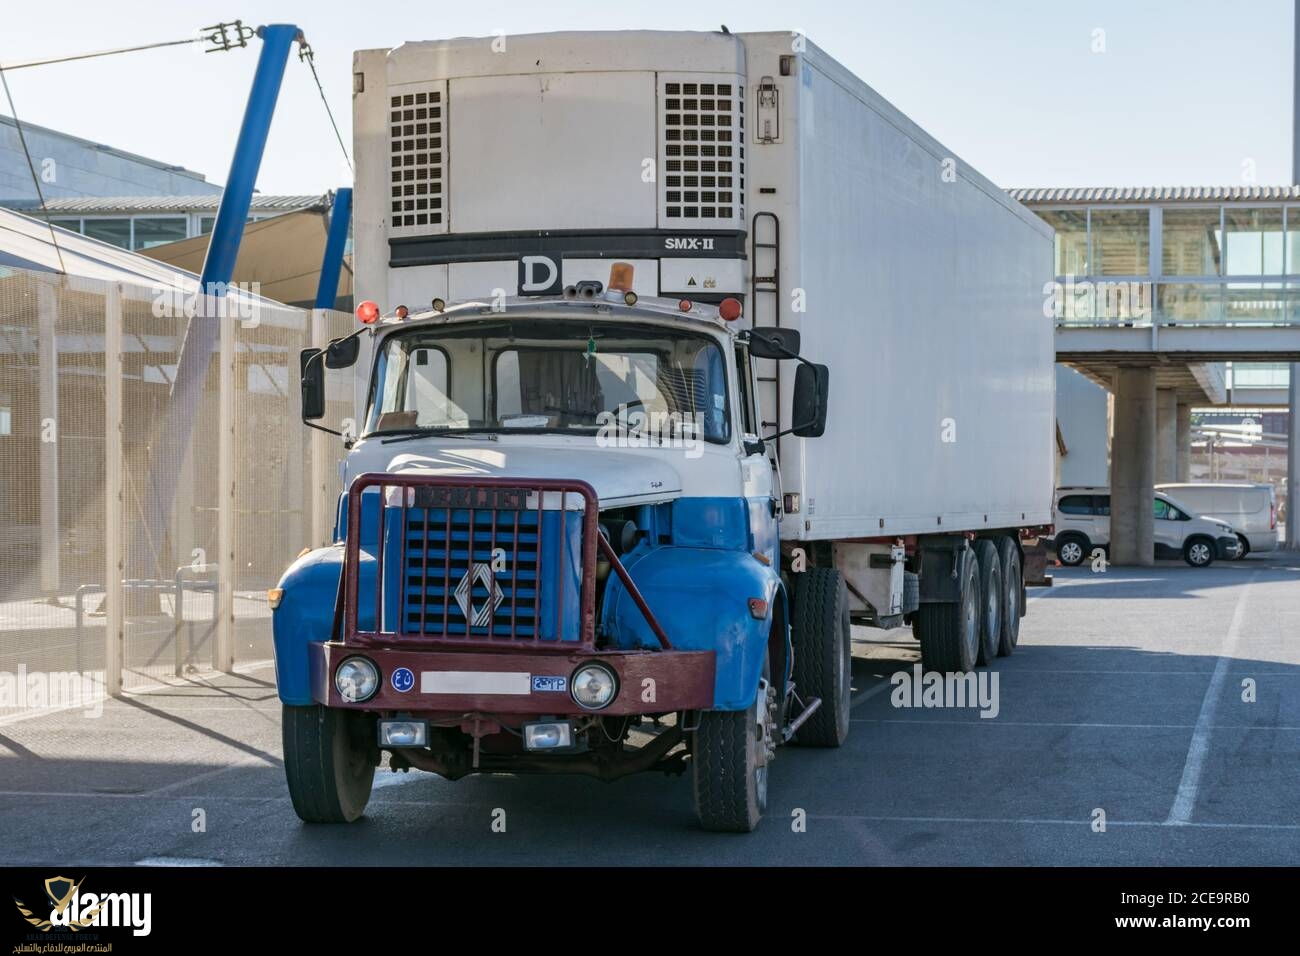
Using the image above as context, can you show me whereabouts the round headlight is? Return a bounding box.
[335,656,380,702]
[571,662,618,710]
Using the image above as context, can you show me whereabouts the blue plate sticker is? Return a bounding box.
[532,675,567,693]
[391,667,415,693]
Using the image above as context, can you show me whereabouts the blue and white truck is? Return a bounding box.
[272,29,1056,831]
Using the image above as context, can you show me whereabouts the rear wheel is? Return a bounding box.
[791,568,852,747]
[1235,534,1250,559]
[693,650,776,833]
[996,537,1022,656]
[283,704,377,823]
[1183,537,1215,567]
[974,540,1002,666]
[916,549,980,673]
[1055,533,1089,567]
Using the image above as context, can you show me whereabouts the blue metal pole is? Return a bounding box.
[132,24,299,582]
[314,187,352,310]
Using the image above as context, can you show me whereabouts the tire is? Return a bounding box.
[1055,533,1089,567]
[974,540,1002,666]
[996,537,1022,657]
[1183,536,1215,568]
[915,548,980,673]
[790,568,852,747]
[283,704,376,823]
[1235,534,1250,560]
[693,650,776,833]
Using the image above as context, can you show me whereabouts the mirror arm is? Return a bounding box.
[746,332,820,441]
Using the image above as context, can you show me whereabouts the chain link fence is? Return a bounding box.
[0,266,353,716]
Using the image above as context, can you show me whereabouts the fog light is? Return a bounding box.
[570,663,618,710]
[523,721,575,751]
[335,656,379,702]
[379,719,428,747]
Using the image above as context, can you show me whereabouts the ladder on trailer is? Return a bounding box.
[750,211,781,455]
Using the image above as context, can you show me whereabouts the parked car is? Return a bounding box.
[1156,482,1278,558]
[1049,487,1241,567]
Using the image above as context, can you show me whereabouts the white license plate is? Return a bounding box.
[420,671,531,695]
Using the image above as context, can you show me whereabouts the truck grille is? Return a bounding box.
[403,508,542,639]
[343,475,598,648]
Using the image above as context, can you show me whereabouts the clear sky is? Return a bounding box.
[1,0,1294,196]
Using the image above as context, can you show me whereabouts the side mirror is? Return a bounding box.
[791,363,829,438]
[325,335,360,369]
[300,348,326,420]
[748,327,801,360]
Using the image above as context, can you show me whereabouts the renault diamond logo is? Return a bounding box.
[454,562,504,627]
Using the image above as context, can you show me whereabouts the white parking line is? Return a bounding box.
[1165,573,1256,826]
[807,812,1300,831]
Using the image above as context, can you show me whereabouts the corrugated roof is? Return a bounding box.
[1007,185,1300,204]
[35,194,326,214]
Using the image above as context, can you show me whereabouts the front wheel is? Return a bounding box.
[1183,537,1215,568]
[693,652,776,832]
[1235,534,1250,560]
[283,704,377,823]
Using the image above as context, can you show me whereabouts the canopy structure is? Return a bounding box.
[143,207,353,310]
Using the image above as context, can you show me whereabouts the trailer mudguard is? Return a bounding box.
[600,545,783,710]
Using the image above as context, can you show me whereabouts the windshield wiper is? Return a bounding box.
[376,428,500,445]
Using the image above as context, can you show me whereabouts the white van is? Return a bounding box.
[1156,483,1278,557]
[1050,487,1241,567]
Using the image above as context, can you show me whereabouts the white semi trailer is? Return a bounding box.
[271,29,1055,832]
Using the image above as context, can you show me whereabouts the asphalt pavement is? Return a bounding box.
[1,552,1297,866]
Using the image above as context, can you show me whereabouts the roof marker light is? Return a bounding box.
[431,298,446,313]
[395,304,409,319]
[356,300,380,324]
[719,297,743,321]
[608,262,635,292]
[679,299,693,312]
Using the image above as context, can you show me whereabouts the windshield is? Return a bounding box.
[365,319,731,443]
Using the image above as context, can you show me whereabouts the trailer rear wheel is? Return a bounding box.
[996,537,1022,656]
[283,704,376,823]
[974,540,1002,666]
[790,568,852,747]
[916,550,980,673]
[693,651,775,832]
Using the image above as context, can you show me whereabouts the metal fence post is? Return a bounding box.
[104,284,124,696]
[37,277,61,598]
[216,306,236,671]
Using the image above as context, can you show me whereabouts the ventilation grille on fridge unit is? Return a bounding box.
[389,88,443,229]
[662,81,744,223]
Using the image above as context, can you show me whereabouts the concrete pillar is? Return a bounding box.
[1109,367,1156,566]
[1155,388,1178,484]
[1286,365,1299,550]
[1176,404,1192,483]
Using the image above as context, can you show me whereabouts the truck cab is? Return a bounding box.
[274,271,835,832]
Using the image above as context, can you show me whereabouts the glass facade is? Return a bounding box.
[1089,209,1149,275]
[1037,202,1300,327]
[1035,199,1294,392]
[43,212,276,251]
